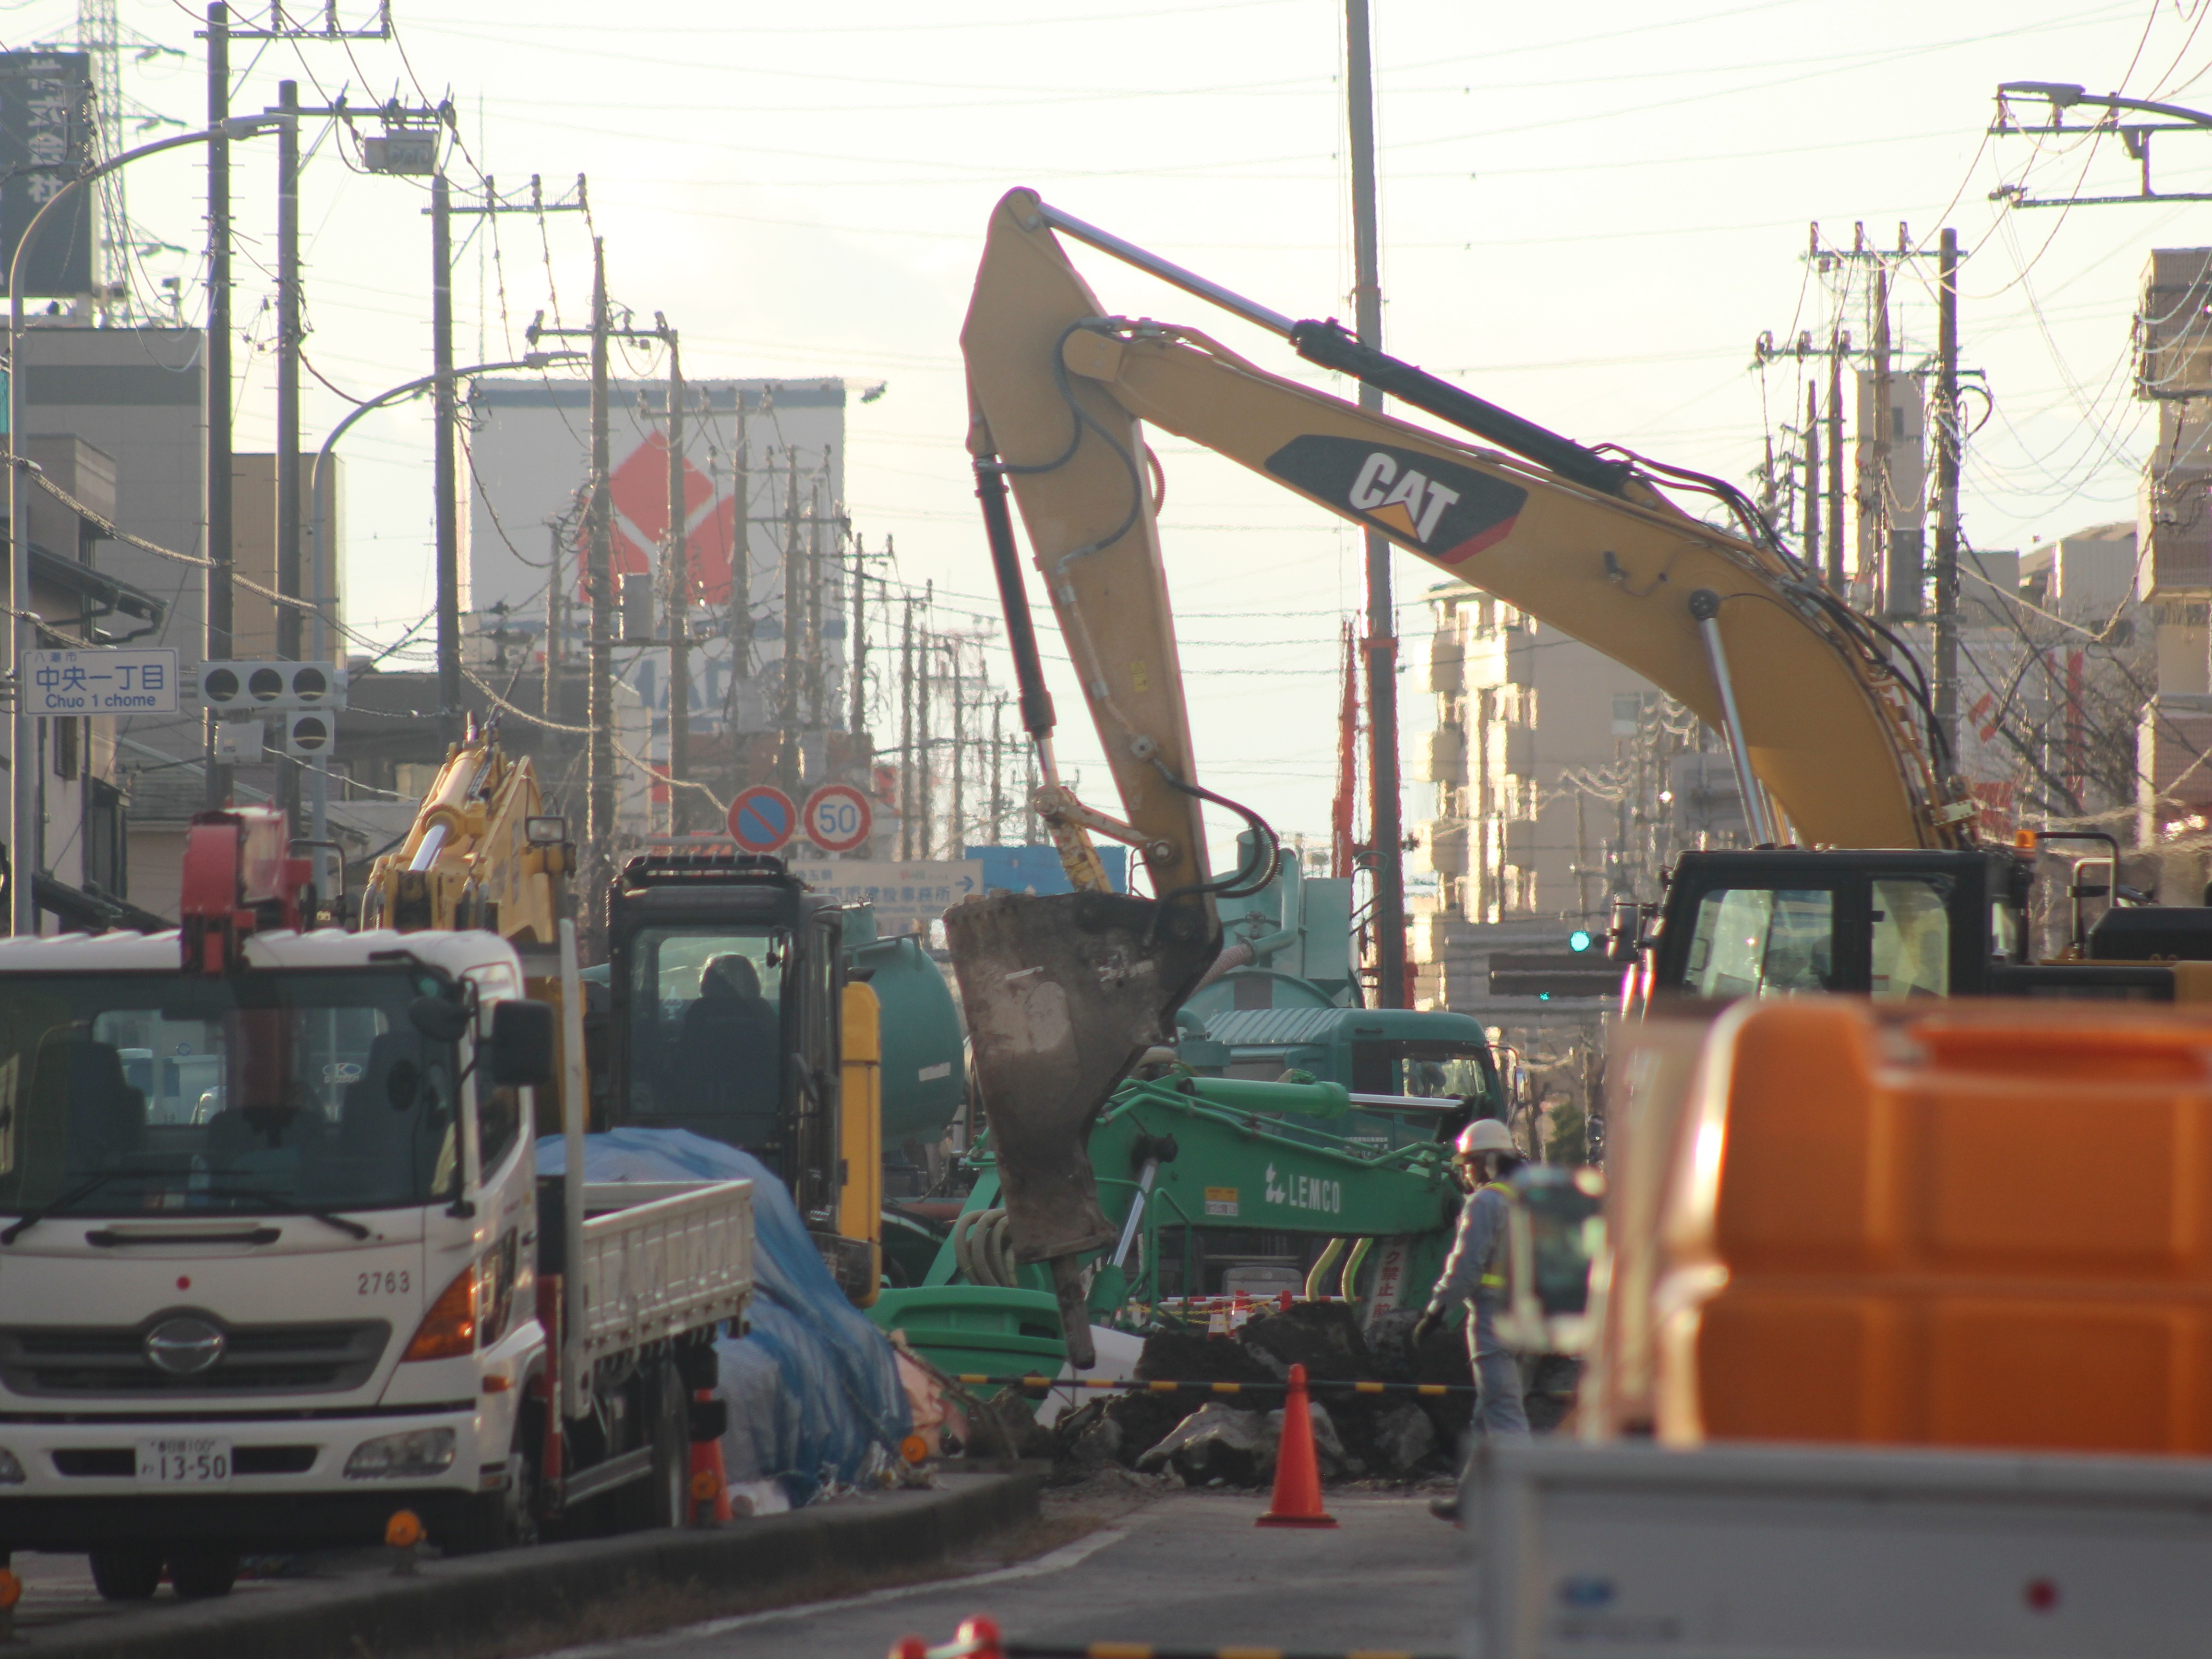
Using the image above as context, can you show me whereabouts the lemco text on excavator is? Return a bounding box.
[940,187,2212,1371]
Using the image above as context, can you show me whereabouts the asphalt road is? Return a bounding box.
[540,1491,1466,1659]
[7,1543,394,1634]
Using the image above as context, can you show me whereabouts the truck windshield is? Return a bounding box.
[1350,1040,1500,1110]
[0,969,457,1219]
[623,927,786,1143]
[1682,886,1836,997]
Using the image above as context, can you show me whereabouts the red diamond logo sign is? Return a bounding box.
[579,431,740,605]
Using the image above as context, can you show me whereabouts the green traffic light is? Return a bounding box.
[1568,928,1593,952]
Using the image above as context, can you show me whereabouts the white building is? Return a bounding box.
[465,375,852,757]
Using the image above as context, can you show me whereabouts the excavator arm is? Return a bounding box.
[953,188,1968,1364]
[357,726,581,1142]
[964,188,1964,854]
[357,726,571,943]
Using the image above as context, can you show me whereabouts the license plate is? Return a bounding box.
[137,1438,231,1486]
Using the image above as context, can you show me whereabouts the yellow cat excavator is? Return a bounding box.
[950,188,2212,1360]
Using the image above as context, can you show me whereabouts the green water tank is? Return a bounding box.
[849,924,967,1144]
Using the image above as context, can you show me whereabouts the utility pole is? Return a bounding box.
[950,639,964,860]
[587,240,614,867]
[1797,222,1935,620]
[1025,738,1039,845]
[542,515,564,725]
[778,449,801,795]
[899,599,914,860]
[204,3,231,809]
[661,324,688,829]
[1826,331,1845,595]
[445,176,584,746]
[201,1,393,812]
[430,169,459,746]
[917,603,933,859]
[1869,264,1893,615]
[1934,226,1961,761]
[991,695,1006,846]
[1346,0,1404,1006]
[274,79,303,823]
[1803,383,1820,577]
[805,475,824,733]
[730,399,750,727]
[849,535,866,736]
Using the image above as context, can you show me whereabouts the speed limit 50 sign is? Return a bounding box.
[802,783,872,854]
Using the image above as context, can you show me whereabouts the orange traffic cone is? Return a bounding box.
[1256,1362,1338,1528]
[688,1388,733,1525]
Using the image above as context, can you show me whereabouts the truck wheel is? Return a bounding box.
[87,1548,162,1600]
[444,1449,538,1555]
[441,1409,541,1557]
[167,1549,240,1599]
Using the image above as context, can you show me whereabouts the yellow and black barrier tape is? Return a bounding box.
[948,1375,1474,1396]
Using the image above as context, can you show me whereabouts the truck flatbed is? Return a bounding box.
[573,1179,754,1363]
[1467,1438,2212,1658]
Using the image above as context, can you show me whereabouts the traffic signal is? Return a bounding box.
[281,711,336,758]
[1488,945,1626,998]
[199,660,347,714]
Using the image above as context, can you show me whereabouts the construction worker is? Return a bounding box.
[1413,1117,1528,1518]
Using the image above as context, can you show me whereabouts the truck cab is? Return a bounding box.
[1648,847,2212,1002]
[1650,848,2032,999]
[0,927,547,1586]
[601,852,870,1295]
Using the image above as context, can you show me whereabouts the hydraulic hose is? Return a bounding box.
[951,1207,1020,1289]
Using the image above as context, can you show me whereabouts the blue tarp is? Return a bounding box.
[965,842,1128,895]
[537,1128,911,1507]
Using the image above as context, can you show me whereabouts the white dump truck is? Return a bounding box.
[0,809,752,1599]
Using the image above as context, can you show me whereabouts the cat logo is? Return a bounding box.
[1349,450,1460,541]
[1262,434,1526,566]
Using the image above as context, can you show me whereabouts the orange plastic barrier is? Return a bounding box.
[1658,998,2212,1455]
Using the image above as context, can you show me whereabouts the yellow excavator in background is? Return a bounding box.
[358,724,571,952]
[357,724,884,1301]
[949,187,2212,1354]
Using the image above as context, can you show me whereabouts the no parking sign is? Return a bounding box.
[802,783,872,854]
[727,785,797,853]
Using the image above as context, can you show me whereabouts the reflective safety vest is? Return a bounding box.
[1477,1181,1514,1292]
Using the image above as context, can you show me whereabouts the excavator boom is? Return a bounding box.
[955,189,1965,1362]
[967,189,1959,853]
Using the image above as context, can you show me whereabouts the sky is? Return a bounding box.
[8,0,2210,876]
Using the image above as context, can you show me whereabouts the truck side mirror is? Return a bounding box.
[1605,898,1652,964]
[488,999,560,1089]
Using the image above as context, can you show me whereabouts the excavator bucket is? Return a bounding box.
[947,890,1217,1366]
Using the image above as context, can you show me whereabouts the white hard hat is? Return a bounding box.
[1455,1118,1516,1158]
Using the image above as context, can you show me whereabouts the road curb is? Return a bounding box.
[21,1466,1046,1659]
